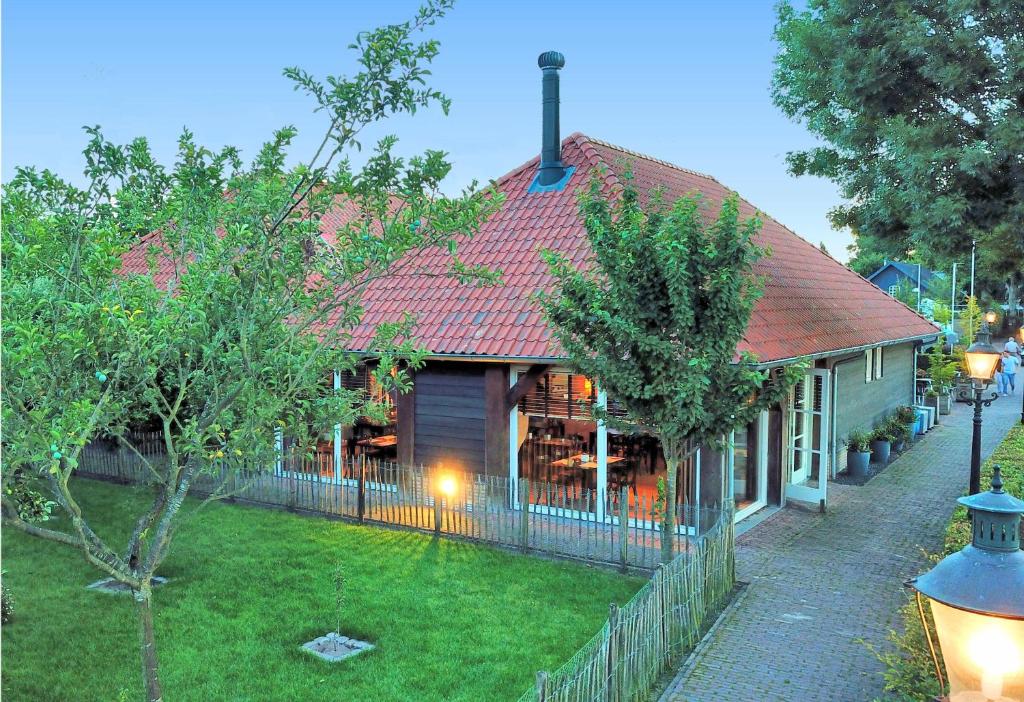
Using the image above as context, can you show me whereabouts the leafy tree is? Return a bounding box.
[773,0,1024,299]
[962,295,983,344]
[1,3,501,699]
[540,175,802,563]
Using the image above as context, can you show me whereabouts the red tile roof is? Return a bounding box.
[123,133,939,364]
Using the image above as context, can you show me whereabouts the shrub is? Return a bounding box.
[925,341,958,393]
[872,423,896,443]
[846,430,872,453]
[888,419,913,444]
[894,406,918,425]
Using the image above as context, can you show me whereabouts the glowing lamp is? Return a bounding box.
[438,475,457,498]
[909,467,1024,702]
[986,311,998,325]
[965,322,1002,385]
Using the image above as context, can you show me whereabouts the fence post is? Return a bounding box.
[519,479,529,553]
[433,470,443,536]
[357,454,366,522]
[535,670,549,702]
[607,602,620,702]
[618,487,629,573]
[657,563,669,659]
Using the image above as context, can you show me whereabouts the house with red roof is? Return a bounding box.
[122,52,939,529]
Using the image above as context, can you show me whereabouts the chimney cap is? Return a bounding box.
[537,51,565,70]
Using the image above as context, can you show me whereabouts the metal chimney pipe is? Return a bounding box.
[537,51,566,186]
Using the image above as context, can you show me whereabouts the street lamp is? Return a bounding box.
[908,466,1024,702]
[958,320,1001,494]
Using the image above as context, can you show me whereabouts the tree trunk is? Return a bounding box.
[135,586,163,702]
[661,437,679,564]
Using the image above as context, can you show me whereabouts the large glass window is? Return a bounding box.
[732,423,756,510]
[339,365,397,462]
[606,429,697,523]
[516,372,599,510]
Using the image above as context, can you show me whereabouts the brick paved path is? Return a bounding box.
[664,395,1022,702]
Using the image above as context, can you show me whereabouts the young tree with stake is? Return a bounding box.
[1,3,501,700]
[539,174,801,563]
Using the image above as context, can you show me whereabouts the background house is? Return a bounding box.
[868,260,944,299]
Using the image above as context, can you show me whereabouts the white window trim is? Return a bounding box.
[865,349,874,383]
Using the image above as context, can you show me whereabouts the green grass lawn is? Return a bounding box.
[2,479,643,702]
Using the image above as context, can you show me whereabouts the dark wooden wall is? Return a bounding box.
[413,363,487,472]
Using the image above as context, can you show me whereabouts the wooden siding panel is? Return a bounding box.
[413,363,487,473]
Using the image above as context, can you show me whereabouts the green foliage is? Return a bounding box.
[876,426,1024,700]
[539,172,801,560]
[773,0,1024,298]
[931,302,952,327]
[887,418,912,445]
[925,341,958,393]
[1,2,503,697]
[961,295,983,344]
[2,469,56,523]
[871,423,895,444]
[845,430,871,453]
[893,406,917,425]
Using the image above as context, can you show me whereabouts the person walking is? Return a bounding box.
[1006,336,1021,360]
[1001,350,1019,396]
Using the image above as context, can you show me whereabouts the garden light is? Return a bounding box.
[908,467,1024,702]
[439,475,458,498]
[986,311,998,325]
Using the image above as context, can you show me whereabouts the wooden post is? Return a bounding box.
[396,371,415,466]
[434,478,443,536]
[357,454,366,522]
[519,479,529,553]
[619,487,629,573]
[535,671,549,702]
[607,603,620,702]
[484,365,509,478]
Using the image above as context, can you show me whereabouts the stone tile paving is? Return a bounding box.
[665,395,1022,702]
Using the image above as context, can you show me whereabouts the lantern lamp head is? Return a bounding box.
[909,466,1024,701]
[964,321,1002,384]
[986,311,998,324]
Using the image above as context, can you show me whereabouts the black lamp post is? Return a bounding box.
[908,466,1024,702]
[957,319,1001,495]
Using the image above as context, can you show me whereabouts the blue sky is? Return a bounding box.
[2,0,852,259]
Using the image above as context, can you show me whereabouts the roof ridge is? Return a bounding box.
[576,134,722,184]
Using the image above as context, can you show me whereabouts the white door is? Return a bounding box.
[785,369,830,508]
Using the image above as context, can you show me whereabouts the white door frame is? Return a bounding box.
[784,368,830,508]
[731,410,769,523]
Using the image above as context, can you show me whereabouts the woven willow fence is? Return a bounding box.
[519,513,735,702]
[78,440,728,571]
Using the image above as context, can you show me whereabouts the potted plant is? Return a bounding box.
[894,405,918,442]
[926,341,958,418]
[889,418,912,453]
[870,424,893,465]
[846,430,872,477]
